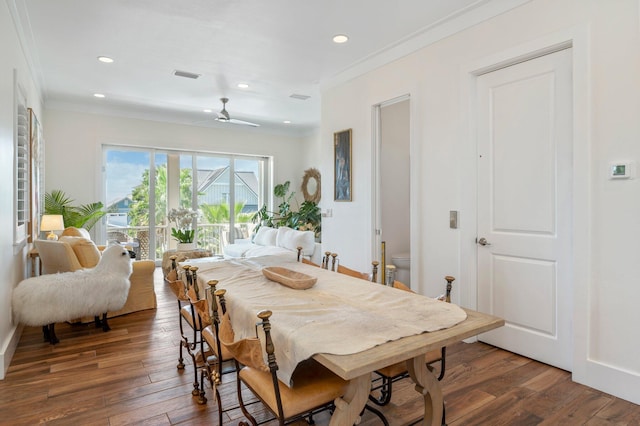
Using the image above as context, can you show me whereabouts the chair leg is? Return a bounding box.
[363,404,389,426]
[368,375,392,406]
[197,365,208,405]
[43,323,59,345]
[197,356,224,424]
[94,313,110,331]
[236,363,259,426]
[442,400,447,426]
[189,327,200,396]
[177,302,185,370]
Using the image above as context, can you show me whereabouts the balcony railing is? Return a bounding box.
[106,222,255,260]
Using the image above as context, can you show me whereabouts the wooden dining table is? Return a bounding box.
[315,308,503,425]
[188,255,504,426]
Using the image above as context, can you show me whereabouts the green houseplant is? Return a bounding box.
[44,189,107,231]
[167,207,199,244]
[252,181,321,239]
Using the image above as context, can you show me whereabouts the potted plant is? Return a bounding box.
[44,189,106,231]
[252,181,322,241]
[292,200,321,240]
[168,207,199,250]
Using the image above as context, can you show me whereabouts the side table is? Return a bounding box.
[162,248,213,278]
[28,247,40,277]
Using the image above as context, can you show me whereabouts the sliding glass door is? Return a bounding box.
[103,146,269,261]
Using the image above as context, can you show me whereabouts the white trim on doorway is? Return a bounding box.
[457,25,630,399]
[371,94,411,279]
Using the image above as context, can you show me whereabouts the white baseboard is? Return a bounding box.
[573,358,640,405]
[0,323,23,380]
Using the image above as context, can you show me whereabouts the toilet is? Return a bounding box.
[391,252,411,286]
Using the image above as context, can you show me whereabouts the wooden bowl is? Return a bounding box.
[262,267,317,290]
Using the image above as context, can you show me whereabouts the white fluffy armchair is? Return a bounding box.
[13,244,133,344]
[34,227,157,318]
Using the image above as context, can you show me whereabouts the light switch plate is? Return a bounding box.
[450,211,458,229]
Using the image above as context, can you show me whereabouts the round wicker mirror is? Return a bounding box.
[301,168,321,203]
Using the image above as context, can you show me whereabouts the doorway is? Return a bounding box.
[475,48,573,371]
[373,96,411,284]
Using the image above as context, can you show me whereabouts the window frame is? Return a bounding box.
[14,69,29,250]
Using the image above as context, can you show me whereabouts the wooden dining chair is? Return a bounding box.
[369,275,455,426]
[297,246,320,267]
[320,251,339,270]
[166,260,207,397]
[189,281,227,424]
[318,250,380,282]
[217,305,350,426]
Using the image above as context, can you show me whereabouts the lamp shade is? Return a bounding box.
[40,215,65,240]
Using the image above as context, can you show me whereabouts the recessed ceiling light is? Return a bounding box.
[93,93,105,98]
[237,83,249,89]
[332,34,349,44]
[97,56,114,63]
[283,120,291,124]
[203,109,212,113]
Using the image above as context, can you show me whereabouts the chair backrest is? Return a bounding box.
[335,258,379,282]
[393,276,455,303]
[301,258,319,267]
[392,280,413,293]
[167,263,201,303]
[217,307,269,374]
[35,239,84,274]
[60,226,91,239]
[336,263,369,280]
[192,281,225,331]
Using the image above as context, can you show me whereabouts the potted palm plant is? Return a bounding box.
[44,189,106,231]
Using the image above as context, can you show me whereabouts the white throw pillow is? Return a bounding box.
[253,226,278,246]
[276,226,315,255]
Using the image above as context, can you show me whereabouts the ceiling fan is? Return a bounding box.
[215,97,260,127]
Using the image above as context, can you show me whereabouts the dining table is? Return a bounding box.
[187,254,504,426]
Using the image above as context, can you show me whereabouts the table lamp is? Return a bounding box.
[40,214,65,240]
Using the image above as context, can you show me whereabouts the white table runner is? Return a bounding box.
[191,255,467,386]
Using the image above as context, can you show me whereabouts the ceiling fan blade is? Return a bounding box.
[213,97,259,126]
[229,118,260,127]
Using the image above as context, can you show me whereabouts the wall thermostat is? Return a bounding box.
[610,162,634,179]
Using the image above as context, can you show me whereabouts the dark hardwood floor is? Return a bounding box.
[3,267,640,425]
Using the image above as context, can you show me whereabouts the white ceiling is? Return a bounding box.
[14,0,509,135]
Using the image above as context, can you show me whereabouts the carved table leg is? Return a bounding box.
[330,373,371,426]
[406,354,443,426]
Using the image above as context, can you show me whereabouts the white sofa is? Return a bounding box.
[223,226,322,265]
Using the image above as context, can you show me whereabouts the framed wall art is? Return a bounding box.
[334,129,352,201]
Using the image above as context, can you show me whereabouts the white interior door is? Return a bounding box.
[476,48,573,371]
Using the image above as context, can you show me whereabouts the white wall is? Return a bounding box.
[0,1,43,379]
[43,109,311,241]
[320,0,640,404]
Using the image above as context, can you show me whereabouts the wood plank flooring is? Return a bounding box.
[3,267,640,425]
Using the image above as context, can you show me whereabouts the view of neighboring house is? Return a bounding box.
[197,167,259,213]
[106,195,134,227]
[105,167,259,229]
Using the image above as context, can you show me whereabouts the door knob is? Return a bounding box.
[477,237,491,246]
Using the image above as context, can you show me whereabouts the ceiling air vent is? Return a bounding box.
[290,93,311,101]
[173,70,201,79]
